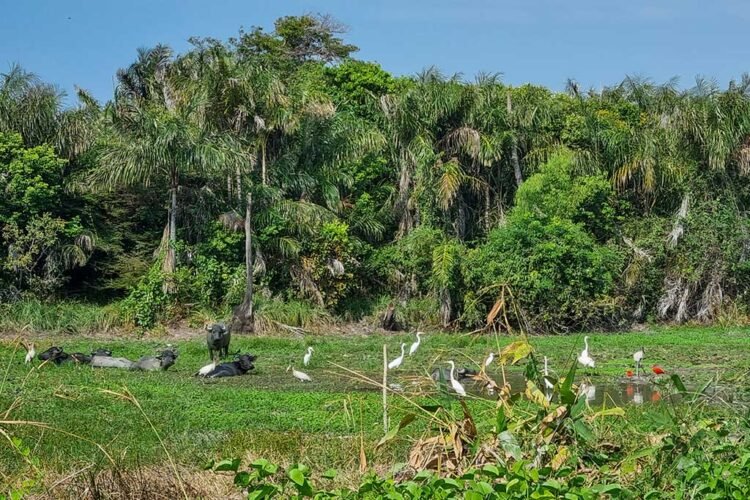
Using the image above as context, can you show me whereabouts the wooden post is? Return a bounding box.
[382,344,388,433]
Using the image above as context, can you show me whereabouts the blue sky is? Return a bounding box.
[1,0,748,104]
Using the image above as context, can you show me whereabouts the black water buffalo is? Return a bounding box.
[39,347,114,365]
[206,353,256,378]
[206,323,231,359]
[37,346,69,365]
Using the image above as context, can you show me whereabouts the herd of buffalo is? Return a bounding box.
[29,323,257,378]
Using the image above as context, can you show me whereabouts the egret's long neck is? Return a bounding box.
[449,362,455,381]
[401,344,405,355]
[584,337,589,351]
[544,357,548,375]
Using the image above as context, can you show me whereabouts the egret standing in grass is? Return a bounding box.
[24,342,35,364]
[484,352,495,369]
[447,361,467,397]
[577,336,596,370]
[287,365,312,382]
[633,347,644,377]
[408,332,423,356]
[195,355,217,377]
[543,356,554,389]
[303,346,314,367]
[388,343,406,370]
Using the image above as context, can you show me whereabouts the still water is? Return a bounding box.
[463,371,667,406]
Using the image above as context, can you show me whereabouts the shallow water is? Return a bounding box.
[467,371,667,406]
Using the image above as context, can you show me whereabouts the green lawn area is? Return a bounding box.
[1,325,749,479]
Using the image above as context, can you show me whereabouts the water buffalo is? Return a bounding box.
[133,348,178,371]
[68,348,114,364]
[91,356,135,369]
[37,346,69,365]
[206,323,231,359]
[206,353,256,378]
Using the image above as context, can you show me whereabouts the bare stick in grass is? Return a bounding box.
[382,344,388,434]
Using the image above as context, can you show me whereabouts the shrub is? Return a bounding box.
[464,153,624,332]
[121,264,170,328]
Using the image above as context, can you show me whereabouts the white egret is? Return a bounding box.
[483,352,494,369]
[195,356,217,377]
[633,387,644,405]
[408,332,423,356]
[388,343,406,370]
[579,382,597,401]
[303,346,314,366]
[447,361,467,397]
[24,342,35,364]
[543,356,554,389]
[287,365,312,382]
[633,347,644,377]
[577,336,595,369]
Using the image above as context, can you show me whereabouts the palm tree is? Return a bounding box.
[91,47,240,284]
[0,64,62,147]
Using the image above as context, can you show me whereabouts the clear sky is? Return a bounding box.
[1,0,748,104]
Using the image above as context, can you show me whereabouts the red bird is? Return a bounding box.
[651,365,666,375]
[626,370,634,377]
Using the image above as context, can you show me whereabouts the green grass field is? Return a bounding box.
[2,325,749,483]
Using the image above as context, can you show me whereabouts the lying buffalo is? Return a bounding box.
[132,348,178,371]
[37,346,69,365]
[39,347,114,366]
[70,348,112,364]
[206,353,256,378]
[206,323,231,359]
[91,356,135,369]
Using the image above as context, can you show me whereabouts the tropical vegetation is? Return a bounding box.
[3,15,750,334]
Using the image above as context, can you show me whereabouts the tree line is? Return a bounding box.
[2,14,750,333]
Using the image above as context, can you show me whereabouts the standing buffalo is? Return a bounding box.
[206,323,231,359]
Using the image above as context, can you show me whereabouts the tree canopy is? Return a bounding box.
[2,15,750,332]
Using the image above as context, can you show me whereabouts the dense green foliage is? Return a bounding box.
[2,15,750,332]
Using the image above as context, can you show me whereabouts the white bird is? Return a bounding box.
[303,346,314,366]
[579,382,597,401]
[287,365,312,382]
[24,342,36,364]
[447,361,467,397]
[577,336,596,369]
[484,352,495,369]
[388,343,406,370]
[632,387,644,405]
[408,332,423,356]
[543,356,554,389]
[195,357,217,377]
[633,347,644,377]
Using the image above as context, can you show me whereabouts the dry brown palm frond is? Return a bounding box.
[218,210,244,232]
[623,237,652,262]
[736,135,750,176]
[443,126,481,158]
[657,275,682,319]
[667,194,690,248]
[697,268,724,322]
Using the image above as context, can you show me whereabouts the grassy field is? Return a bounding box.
[1,325,749,492]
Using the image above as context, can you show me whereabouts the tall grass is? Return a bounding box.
[0,299,125,335]
[254,296,333,332]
